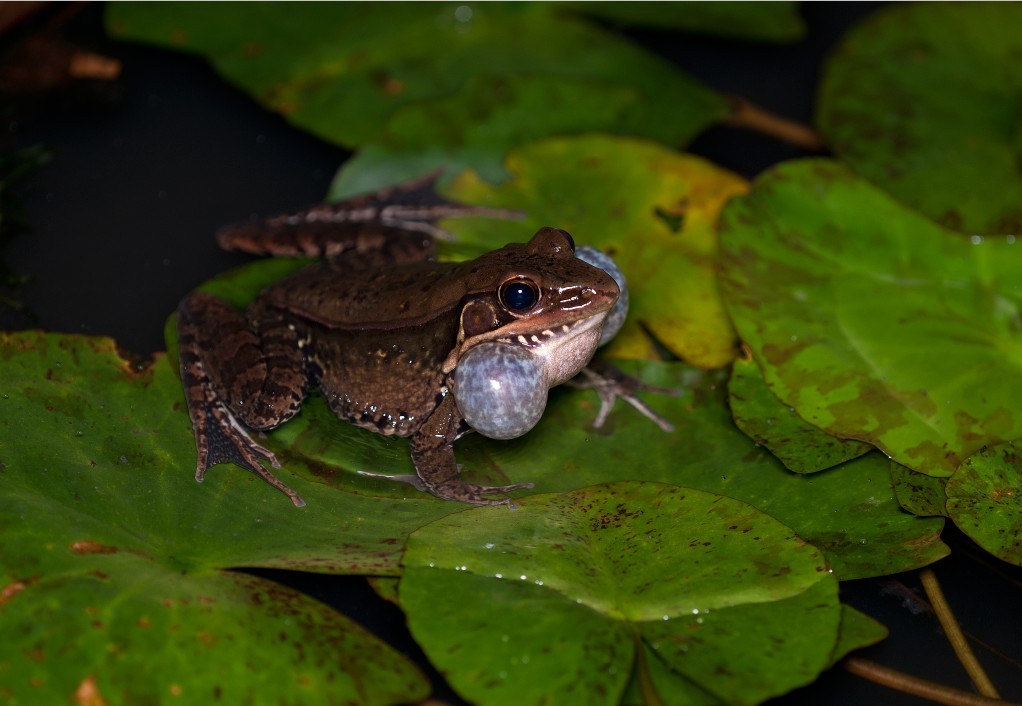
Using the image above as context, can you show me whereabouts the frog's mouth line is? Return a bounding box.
[503,308,610,350]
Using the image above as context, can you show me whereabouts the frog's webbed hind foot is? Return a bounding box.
[570,360,680,433]
[357,470,533,508]
[196,403,306,508]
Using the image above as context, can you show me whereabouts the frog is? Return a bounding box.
[177,173,669,508]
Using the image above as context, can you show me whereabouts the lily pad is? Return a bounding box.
[0,332,430,705]
[399,482,842,706]
[568,1,806,42]
[817,3,1022,234]
[827,605,888,669]
[728,354,871,473]
[947,443,1022,566]
[719,158,1022,477]
[106,3,726,181]
[890,462,948,518]
[428,135,747,368]
[621,603,885,705]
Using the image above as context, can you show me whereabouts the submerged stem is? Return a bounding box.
[921,568,1000,698]
[844,658,1019,706]
[722,95,827,151]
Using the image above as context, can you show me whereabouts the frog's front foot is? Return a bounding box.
[571,360,679,433]
[357,470,533,508]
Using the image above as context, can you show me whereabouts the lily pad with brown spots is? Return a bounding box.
[399,482,852,706]
[947,443,1022,566]
[719,158,1022,479]
[106,2,726,184]
[817,3,1022,235]
[435,135,748,369]
[0,332,430,706]
[728,354,872,473]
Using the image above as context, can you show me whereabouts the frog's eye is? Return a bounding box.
[499,278,539,312]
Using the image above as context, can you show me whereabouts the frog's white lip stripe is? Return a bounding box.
[508,309,607,348]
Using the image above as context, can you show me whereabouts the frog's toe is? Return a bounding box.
[571,362,678,433]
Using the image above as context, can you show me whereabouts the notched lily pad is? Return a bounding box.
[719,158,1022,478]
[0,335,430,705]
[399,482,843,706]
[728,354,871,473]
[817,3,1022,234]
[106,3,726,180]
[947,443,1022,566]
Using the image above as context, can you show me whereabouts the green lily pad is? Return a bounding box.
[817,3,1022,234]
[106,3,726,181]
[947,443,1022,565]
[620,603,885,705]
[729,354,872,473]
[827,605,888,669]
[890,462,948,518]
[0,332,430,705]
[719,158,1022,477]
[400,482,842,706]
[429,135,747,368]
[568,1,806,42]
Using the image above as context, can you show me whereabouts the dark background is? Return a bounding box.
[2,4,1020,704]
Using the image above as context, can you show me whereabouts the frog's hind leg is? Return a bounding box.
[177,291,308,507]
[214,170,521,262]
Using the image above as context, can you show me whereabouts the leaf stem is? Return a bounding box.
[921,568,1000,698]
[633,630,666,706]
[722,94,826,151]
[843,658,1019,706]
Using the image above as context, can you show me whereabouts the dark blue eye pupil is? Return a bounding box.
[501,280,537,311]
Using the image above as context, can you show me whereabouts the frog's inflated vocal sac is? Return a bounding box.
[177,174,657,508]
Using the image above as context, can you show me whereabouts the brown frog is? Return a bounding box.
[177,174,664,508]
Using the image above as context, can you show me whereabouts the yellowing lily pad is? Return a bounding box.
[817,3,1022,234]
[719,159,1022,477]
[439,135,747,368]
[399,482,842,706]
